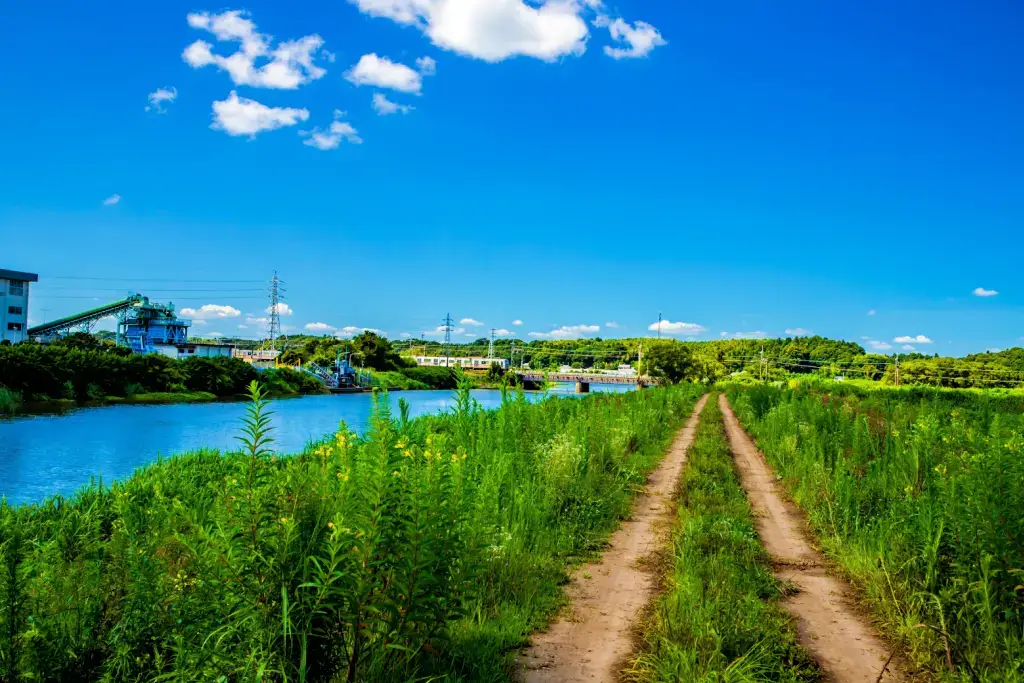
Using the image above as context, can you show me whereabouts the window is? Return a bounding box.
[8,306,22,315]
[7,322,23,331]
[8,281,24,296]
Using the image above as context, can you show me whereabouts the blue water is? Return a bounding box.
[0,384,633,505]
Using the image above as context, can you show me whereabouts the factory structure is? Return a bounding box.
[1,269,38,344]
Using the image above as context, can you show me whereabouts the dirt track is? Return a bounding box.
[516,394,709,683]
[719,394,904,682]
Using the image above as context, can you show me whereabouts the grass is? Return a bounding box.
[630,395,817,682]
[0,387,21,415]
[104,390,219,404]
[0,380,703,681]
[366,369,432,390]
[729,384,1024,682]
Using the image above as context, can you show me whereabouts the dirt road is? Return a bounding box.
[517,394,709,683]
[719,394,904,682]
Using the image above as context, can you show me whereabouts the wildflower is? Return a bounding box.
[328,522,335,529]
[395,439,407,450]
[403,449,413,458]
[280,517,288,524]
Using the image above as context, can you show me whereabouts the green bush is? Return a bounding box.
[400,365,459,389]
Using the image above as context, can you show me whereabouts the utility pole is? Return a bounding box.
[488,328,496,360]
[657,311,662,339]
[442,312,453,368]
[895,354,900,387]
[760,344,766,382]
[268,270,283,354]
[638,342,644,377]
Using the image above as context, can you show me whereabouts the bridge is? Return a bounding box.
[27,295,146,339]
[515,371,658,393]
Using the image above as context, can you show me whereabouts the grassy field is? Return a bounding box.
[727,384,1024,682]
[0,381,702,681]
[630,394,817,682]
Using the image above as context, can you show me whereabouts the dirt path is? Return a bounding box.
[719,394,904,682]
[517,394,709,683]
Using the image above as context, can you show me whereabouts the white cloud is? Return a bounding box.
[865,339,891,351]
[727,331,766,340]
[493,328,512,336]
[901,344,916,351]
[372,92,414,115]
[346,53,426,93]
[973,287,998,297]
[207,332,224,338]
[529,324,600,338]
[594,15,666,59]
[400,332,413,338]
[415,55,437,74]
[281,324,296,332]
[266,302,293,316]
[212,91,309,137]
[183,10,328,89]
[146,86,178,113]
[867,309,876,316]
[350,0,589,62]
[464,333,477,338]
[649,320,706,336]
[192,319,208,326]
[305,322,336,332]
[180,304,242,319]
[424,325,465,336]
[605,321,619,328]
[893,335,932,344]
[460,317,483,326]
[301,109,362,150]
[246,316,269,325]
[237,324,249,329]
[512,319,523,326]
[336,326,382,337]
[103,194,121,206]
[785,328,811,336]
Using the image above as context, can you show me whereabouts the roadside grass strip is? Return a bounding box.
[630,394,818,682]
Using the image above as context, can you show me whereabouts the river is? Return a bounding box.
[0,384,633,506]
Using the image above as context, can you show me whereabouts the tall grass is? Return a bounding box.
[0,380,702,681]
[728,385,1024,682]
[630,395,817,682]
[0,387,20,415]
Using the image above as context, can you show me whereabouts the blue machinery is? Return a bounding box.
[27,294,191,353]
[300,351,363,389]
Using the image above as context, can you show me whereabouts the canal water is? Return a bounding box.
[0,385,632,506]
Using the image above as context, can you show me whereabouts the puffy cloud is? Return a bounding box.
[893,335,932,344]
[726,331,766,340]
[605,321,619,328]
[180,304,242,319]
[192,319,208,326]
[901,344,916,351]
[305,322,335,332]
[337,326,381,336]
[649,320,706,336]
[415,55,437,74]
[867,309,877,316]
[785,328,810,336]
[301,110,362,150]
[594,14,666,59]
[212,91,309,137]
[183,10,329,89]
[460,317,483,326]
[345,53,426,93]
[266,302,293,316]
[349,0,589,62]
[372,92,414,115]
[237,324,249,329]
[493,328,512,336]
[246,316,269,325]
[146,86,178,113]
[102,193,121,206]
[973,287,998,297]
[512,319,523,326]
[400,332,413,338]
[528,324,600,338]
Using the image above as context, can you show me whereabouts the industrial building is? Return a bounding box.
[412,355,509,370]
[0,269,38,344]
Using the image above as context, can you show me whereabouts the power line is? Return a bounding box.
[46,276,267,283]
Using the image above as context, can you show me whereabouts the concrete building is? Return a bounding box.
[0,269,38,344]
[412,355,509,370]
[153,342,235,361]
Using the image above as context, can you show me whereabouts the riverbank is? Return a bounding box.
[0,383,704,681]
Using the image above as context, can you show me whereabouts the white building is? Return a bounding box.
[152,342,235,360]
[0,269,37,344]
[413,355,509,370]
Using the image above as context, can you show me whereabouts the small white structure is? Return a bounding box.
[0,269,37,344]
[413,355,509,370]
[152,342,235,360]
[234,348,282,363]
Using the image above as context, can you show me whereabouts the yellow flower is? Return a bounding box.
[280,517,288,524]
[328,521,335,529]
[403,449,413,458]
[393,470,401,477]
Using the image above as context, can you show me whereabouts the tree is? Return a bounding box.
[350,331,405,371]
[644,340,694,384]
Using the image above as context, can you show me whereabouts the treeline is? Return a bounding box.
[0,336,324,403]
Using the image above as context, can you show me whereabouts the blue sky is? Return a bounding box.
[1,0,1021,355]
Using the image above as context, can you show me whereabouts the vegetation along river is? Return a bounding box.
[0,384,633,506]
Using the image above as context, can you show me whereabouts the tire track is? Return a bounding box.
[517,394,709,683]
[719,394,905,683]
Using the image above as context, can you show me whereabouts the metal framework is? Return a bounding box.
[27,294,145,340]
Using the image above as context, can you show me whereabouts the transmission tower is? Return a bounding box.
[488,328,496,359]
[268,271,285,351]
[657,311,662,339]
[442,313,454,368]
